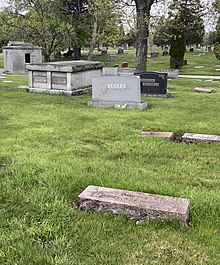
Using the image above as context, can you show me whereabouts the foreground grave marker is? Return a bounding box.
[182,133,220,143]
[77,186,190,224]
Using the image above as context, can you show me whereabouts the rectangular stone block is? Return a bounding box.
[194,87,212,93]
[182,133,220,143]
[141,131,175,140]
[77,186,190,224]
[134,72,168,96]
[88,75,147,110]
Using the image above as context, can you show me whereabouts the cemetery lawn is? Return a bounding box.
[1,71,220,265]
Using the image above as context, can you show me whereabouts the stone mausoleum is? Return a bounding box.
[3,41,42,74]
[26,61,104,95]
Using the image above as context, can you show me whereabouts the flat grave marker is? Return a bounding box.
[141,131,175,140]
[182,133,220,143]
[77,186,190,224]
[194,87,213,93]
[194,66,204,68]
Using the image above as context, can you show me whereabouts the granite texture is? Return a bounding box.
[182,133,220,143]
[77,186,190,224]
[141,131,175,140]
[88,75,147,110]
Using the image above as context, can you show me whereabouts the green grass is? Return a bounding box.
[79,48,220,76]
[0,52,220,264]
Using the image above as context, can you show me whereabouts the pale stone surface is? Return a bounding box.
[88,75,147,110]
[102,68,118,76]
[163,70,179,79]
[182,133,220,143]
[3,41,42,74]
[141,131,175,140]
[194,87,212,93]
[77,186,190,223]
[26,60,103,94]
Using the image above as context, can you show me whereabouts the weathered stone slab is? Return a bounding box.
[27,60,103,95]
[182,133,220,143]
[141,131,175,140]
[77,186,190,223]
[194,87,212,93]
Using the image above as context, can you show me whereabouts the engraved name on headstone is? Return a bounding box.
[135,72,168,97]
[88,75,147,110]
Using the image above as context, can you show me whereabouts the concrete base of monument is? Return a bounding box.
[87,101,148,110]
[141,93,171,98]
[27,87,91,96]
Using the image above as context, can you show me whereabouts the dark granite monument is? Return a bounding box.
[135,72,169,97]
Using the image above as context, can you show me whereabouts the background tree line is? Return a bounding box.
[0,0,219,70]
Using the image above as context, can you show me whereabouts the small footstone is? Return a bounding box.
[182,133,220,143]
[194,87,212,93]
[141,131,175,141]
[77,186,190,224]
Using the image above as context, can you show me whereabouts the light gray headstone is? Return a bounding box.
[88,75,147,110]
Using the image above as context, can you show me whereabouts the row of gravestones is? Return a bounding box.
[88,67,173,110]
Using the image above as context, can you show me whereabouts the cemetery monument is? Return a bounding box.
[3,41,42,74]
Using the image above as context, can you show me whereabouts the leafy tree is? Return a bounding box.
[213,0,220,59]
[0,0,90,61]
[168,0,204,69]
[125,28,136,47]
[60,0,90,59]
[87,0,122,61]
[153,17,170,47]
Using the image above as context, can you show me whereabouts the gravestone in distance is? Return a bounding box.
[77,186,190,224]
[150,46,158,58]
[108,55,117,61]
[162,46,169,56]
[118,48,124,54]
[88,74,147,110]
[163,70,179,79]
[121,62,129,68]
[101,47,107,55]
[135,72,169,97]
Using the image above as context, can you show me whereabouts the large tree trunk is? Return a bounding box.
[87,14,98,61]
[74,45,81,60]
[134,0,154,72]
